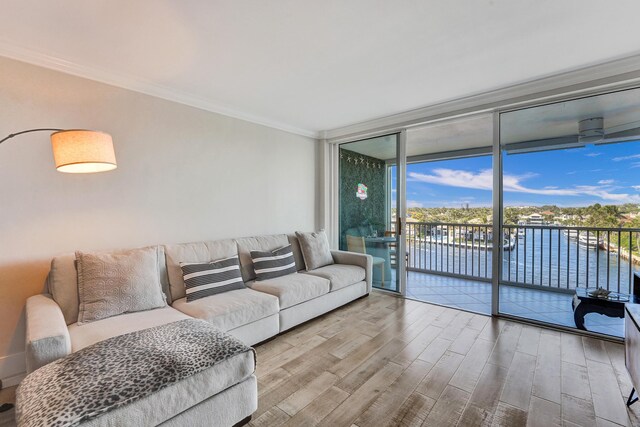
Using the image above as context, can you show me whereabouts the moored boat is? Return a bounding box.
[578,233,603,249]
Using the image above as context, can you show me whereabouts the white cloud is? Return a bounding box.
[407,200,424,208]
[633,186,640,191]
[598,179,615,185]
[613,154,640,161]
[407,168,640,203]
[585,153,602,157]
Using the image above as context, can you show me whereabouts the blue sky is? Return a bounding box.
[404,140,640,208]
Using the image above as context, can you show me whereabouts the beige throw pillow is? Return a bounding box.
[295,230,334,271]
[76,246,167,324]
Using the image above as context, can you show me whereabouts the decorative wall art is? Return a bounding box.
[356,183,368,200]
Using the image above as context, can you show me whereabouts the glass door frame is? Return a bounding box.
[397,130,407,296]
[491,112,501,315]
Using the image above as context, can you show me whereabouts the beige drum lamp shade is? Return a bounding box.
[51,130,117,173]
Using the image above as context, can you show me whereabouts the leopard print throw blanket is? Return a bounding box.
[16,319,255,427]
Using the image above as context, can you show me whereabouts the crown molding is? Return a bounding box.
[0,39,319,139]
[322,52,640,142]
[4,37,640,143]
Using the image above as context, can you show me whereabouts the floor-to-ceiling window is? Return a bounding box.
[499,87,640,338]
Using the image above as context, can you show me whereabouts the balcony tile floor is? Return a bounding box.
[403,271,624,337]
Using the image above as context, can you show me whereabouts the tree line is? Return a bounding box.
[407,203,640,229]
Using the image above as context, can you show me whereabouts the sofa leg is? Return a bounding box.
[232,415,252,427]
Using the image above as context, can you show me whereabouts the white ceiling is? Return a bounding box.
[2,1,640,137]
[343,114,493,160]
[340,135,398,160]
[407,114,493,157]
[501,87,640,144]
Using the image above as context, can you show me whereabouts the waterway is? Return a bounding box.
[407,228,639,293]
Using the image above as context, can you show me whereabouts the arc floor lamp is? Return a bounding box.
[0,128,116,412]
[0,128,117,173]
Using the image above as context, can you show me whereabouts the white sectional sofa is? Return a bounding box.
[23,233,372,426]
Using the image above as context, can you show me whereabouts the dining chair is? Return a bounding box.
[384,230,409,271]
[346,235,386,287]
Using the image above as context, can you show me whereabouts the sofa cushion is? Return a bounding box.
[68,306,191,352]
[251,244,297,281]
[247,272,330,309]
[48,253,80,325]
[181,256,245,302]
[172,288,279,331]
[303,264,366,291]
[48,247,171,325]
[76,247,167,324]
[235,234,290,282]
[287,234,307,271]
[295,230,334,271]
[164,239,238,302]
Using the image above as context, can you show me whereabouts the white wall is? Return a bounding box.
[0,56,321,383]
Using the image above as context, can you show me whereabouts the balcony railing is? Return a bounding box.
[405,222,640,294]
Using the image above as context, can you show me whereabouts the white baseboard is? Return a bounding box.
[2,372,25,388]
[0,352,25,387]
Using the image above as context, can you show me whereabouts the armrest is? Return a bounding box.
[25,294,71,373]
[331,250,372,293]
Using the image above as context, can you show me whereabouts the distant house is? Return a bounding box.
[527,213,544,225]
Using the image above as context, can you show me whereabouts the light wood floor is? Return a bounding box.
[251,292,640,427]
[2,293,638,426]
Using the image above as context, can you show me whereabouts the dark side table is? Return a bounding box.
[572,288,638,331]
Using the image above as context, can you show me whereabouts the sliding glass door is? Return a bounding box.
[334,86,640,338]
[338,134,405,292]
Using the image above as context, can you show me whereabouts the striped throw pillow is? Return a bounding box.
[251,244,298,281]
[180,256,245,302]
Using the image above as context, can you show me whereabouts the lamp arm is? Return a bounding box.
[0,128,63,145]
